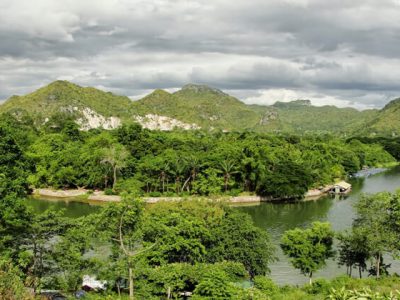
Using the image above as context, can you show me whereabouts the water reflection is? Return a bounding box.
[238,197,333,240]
[238,166,400,285]
[27,197,100,218]
[25,166,400,285]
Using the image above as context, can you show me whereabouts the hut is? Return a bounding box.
[330,181,351,194]
[82,275,107,291]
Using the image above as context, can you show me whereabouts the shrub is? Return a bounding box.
[303,278,331,295]
[0,260,32,300]
[148,191,162,197]
[253,276,278,295]
[104,188,117,195]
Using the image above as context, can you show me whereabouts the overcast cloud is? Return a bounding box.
[1,0,400,109]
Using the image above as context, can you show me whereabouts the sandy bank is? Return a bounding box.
[33,188,334,204]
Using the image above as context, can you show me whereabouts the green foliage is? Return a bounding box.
[281,222,335,282]
[0,80,133,126]
[352,190,400,278]
[0,122,30,198]
[0,196,33,266]
[141,200,275,277]
[192,268,234,299]
[253,276,279,295]
[0,260,32,300]
[52,218,94,291]
[304,278,332,295]
[2,106,396,198]
[337,229,370,277]
[327,287,400,300]
[362,98,400,136]
[3,80,400,135]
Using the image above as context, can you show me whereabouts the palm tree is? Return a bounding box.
[219,159,238,192]
[181,155,200,192]
[171,158,187,194]
[159,161,170,193]
[101,145,129,189]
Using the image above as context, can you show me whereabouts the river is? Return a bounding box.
[26,166,400,285]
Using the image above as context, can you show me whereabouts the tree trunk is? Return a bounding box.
[113,165,117,189]
[376,254,381,279]
[309,272,313,285]
[182,176,191,192]
[176,177,180,194]
[359,266,362,279]
[129,267,134,300]
[117,283,121,298]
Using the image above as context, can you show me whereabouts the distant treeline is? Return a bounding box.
[2,113,400,299]
[349,136,400,161]
[0,113,397,199]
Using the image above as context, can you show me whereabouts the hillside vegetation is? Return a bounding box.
[0,80,399,135]
[362,98,400,136]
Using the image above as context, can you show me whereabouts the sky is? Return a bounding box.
[1,0,400,109]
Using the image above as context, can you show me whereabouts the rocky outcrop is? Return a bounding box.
[134,114,201,131]
[76,107,121,130]
[259,110,278,125]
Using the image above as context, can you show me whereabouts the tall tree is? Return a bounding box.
[337,229,370,278]
[95,197,152,300]
[218,159,238,192]
[101,144,129,189]
[281,222,335,284]
[353,192,397,278]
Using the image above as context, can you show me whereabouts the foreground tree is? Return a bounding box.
[101,144,129,189]
[142,200,275,278]
[0,260,32,300]
[94,196,151,300]
[337,229,370,278]
[23,210,67,292]
[353,191,399,278]
[281,222,335,284]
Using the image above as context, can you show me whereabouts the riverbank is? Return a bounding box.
[27,166,400,285]
[31,166,397,204]
[32,186,336,204]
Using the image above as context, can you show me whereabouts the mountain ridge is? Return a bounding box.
[0,80,398,135]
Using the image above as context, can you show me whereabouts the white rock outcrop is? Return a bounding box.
[76,107,121,130]
[134,114,200,131]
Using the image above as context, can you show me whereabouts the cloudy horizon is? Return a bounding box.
[1,0,400,110]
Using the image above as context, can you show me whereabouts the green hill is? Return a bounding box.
[270,100,378,133]
[362,98,400,136]
[0,80,134,129]
[0,80,397,135]
[132,87,379,133]
[132,84,266,131]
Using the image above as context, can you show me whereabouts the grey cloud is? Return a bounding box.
[1,0,400,108]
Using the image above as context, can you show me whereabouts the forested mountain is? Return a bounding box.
[0,81,134,130]
[0,80,398,135]
[132,84,265,131]
[361,98,400,136]
[270,100,378,133]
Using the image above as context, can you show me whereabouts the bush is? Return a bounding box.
[229,188,241,197]
[114,177,144,196]
[327,287,400,300]
[253,276,278,295]
[0,260,32,300]
[148,191,162,197]
[104,188,117,195]
[192,268,234,299]
[303,278,331,295]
